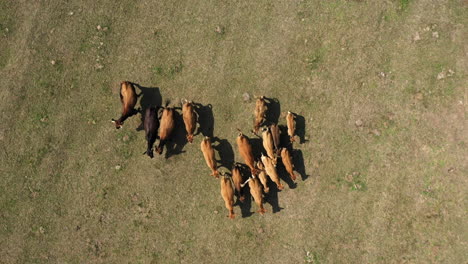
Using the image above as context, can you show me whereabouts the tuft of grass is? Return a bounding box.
[306,52,323,71]
[305,251,321,264]
[336,172,368,192]
[152,66,164,75]
[399,0,410,11]
[115,129,137,159]
[0,47,10,69]
[152,61,184,79]
[117,130,137,144]
[168,60,184,77]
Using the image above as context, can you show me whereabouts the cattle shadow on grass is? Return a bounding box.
[238,186,253,218]
[164,110,187,159]
[248,136,264,159]
[212,137,234,171]
[264,181,283,213]
[294,113,307,144]
[293,149,308,181]
[278,125,290,149]
[194,103,214,138]
[264,97,281,125]
[132,83,162,131]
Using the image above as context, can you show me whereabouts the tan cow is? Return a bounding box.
[156,106,175,155]
[236,130,259,176]
[286,111,296,142]
[112,81,138,129]
[270,124,280,152]
[232,164,245,202]
[256,161,270,193]
[261,127,276,165]
[281,148,296,181]
[249,176,266,215]
[261,153,284,190]
[253,96,267,134]
[220,175,235,219]
[182,100,196,143]
[200,137,219,178]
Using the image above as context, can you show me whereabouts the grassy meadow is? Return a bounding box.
[0,0,466,263]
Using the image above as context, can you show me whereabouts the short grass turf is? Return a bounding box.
[0,0,467,263]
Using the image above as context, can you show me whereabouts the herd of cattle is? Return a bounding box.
[112,81,301,219]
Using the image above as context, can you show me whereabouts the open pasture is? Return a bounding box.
[0,0,466,263]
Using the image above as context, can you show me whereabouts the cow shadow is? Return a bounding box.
[164,110,187,159]
[278,125,290,149]
[234,163,254,218]
[132,83,162,131]
[264,97,281,125]
[194,103,214,138]
[294,113,307,144]
[293,149,308,181]
[213,137,234,171]
[248,137,264,159]
[264,181,283,213]
[238,186,253,218]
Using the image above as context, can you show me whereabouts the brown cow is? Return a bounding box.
[256,161,270,193]
[220,175,235,219]
[232,164,245,202]
[281,148,296,181]
[261,127,276,165]
[253,96,267,134]
[143,107,159,158]
[200,137,219,178]
[112,81,138,129]
[261,153,284,190]
[270,124,280,152]
[182,100,196,143]
[286,111,296,142]
[236,130,259,176]
[248,176,266,215]
[155,106,175,155]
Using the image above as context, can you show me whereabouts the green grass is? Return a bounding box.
[305,251,321,264]
[0,0,466,263]
[0,0,16,62]
[399,0,411,11]
[152,60,184,79]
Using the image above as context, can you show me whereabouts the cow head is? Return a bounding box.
[237,129,243,138]
[111,119,123,129]
[187,134,194,143]
[272,156,278,167]
[155,146,163,155]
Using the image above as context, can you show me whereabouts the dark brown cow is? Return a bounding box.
[200,137,219,178]
[236,130,259,176]
[232,164,245,202]
[143,107,159,158]
[182,100,196,143]
[253,96,267,134]
[220,175,235,219]
[112,81,138,129]
[155,106,175,155]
